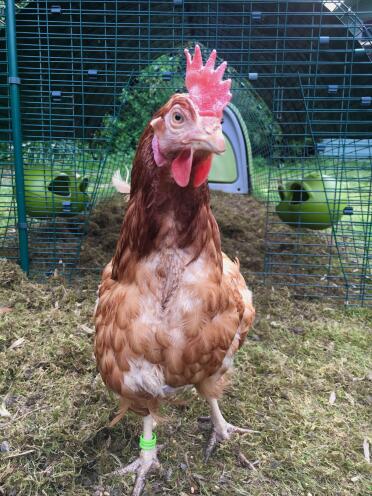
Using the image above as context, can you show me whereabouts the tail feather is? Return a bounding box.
[108,398,130,427]
[108,397,164,426]
[112,169,131,194]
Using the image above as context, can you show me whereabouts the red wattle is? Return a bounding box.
[171,148,194,187]
[193,155,213,187]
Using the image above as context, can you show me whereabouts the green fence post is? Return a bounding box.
[5,0,29,274]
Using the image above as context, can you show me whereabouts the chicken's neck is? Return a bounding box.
[112,129,222,281]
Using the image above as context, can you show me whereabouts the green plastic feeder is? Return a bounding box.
[275,172,346,230]
[24,169,90,218]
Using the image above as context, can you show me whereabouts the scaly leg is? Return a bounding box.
[109,415,161,496]
[200,397,257,461]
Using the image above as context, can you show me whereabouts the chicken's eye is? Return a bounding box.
[172,112,184,124]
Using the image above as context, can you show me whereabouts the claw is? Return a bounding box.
[107,446,162,496]
[200,419,258,462]
[197,415,211,422]
[204,429,218,462]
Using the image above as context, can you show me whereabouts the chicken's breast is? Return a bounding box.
[94,248,254,414]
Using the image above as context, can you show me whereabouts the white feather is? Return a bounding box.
[124,357,166,396]
[112,169,131,194]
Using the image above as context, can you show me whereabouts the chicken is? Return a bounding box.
[94,45,255,496]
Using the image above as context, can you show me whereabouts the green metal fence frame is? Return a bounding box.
[5,0,28,273]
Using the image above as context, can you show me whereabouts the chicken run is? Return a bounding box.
[1,1,372,496]
[1,39,372,496]
[1,1,372,306]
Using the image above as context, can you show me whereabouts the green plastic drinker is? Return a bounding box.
[275,172,347,230]
[24,168,90,218]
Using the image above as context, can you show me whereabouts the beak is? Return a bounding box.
[185,118,226,155]
[211,131,226,154]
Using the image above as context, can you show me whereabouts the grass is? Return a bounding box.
[0,191,371,495]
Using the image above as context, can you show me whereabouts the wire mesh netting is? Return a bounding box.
[0,1,371,304]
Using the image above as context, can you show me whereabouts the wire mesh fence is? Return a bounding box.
[0,1,371,304]
[0,1,19,267]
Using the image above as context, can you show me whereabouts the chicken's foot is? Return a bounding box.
[200,398,258,461]
[108,415,162,496]
[111,447,161,496]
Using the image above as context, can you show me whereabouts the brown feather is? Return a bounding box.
[94,95,255,421]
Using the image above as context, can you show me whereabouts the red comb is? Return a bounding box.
[184,45,232,118]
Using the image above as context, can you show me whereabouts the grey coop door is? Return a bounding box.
[209,104,250,194]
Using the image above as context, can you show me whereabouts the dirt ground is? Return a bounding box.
[0,191,371,496]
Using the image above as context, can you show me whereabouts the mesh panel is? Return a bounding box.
[0,1,371,303]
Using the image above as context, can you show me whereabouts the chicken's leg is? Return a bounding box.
[110,415,161,496]
[200,397,256,461]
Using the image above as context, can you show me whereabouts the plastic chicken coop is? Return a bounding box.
[0,1,371,305]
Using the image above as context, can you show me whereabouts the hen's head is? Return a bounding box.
[150,45,232,188]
